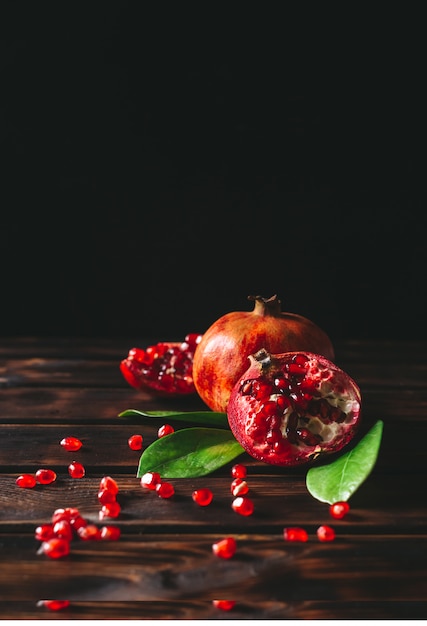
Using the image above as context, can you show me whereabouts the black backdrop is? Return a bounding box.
[1,4,426,342]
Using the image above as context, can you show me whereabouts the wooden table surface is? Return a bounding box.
[1,336,427,620]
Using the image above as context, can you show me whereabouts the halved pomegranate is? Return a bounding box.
[120,333,202,396]
[227,349,361,467]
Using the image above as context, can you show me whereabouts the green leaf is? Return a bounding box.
[306,420,384,504]
[118,408,229,428]
[136,427,245,478]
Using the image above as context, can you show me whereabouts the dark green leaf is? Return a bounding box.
[306,420,384,504]
[118,408,228,428]
[136,427,245,478]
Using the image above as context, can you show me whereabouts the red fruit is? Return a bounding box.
[155,481,175,499]
[212,537,237,559]
[227,349,361,467]
[99,501,121,519]
[35,524,54,541]
[120,333,202,396]
[68,461,85,479]
[158,424,174,438]
[231,496,254,516]
[78,524,102,541]
[60,436,82,451]
[16,474,37,488]
[100,525,121,541]
[35,468,57,485]
[231,463,247,479]
[283,527,309,542]
[53,520,73,542]
[99,476,119,494]
[128,434,143,450]
[230,478,249,496]
[37,600,70,611]
[192,487,214,506]
[140,471,162,490]
[212,600,236,611]
[317,524,336,542]
[98,488,117,505]
[192,295,335,412]
[330,501,350,519]
[39,537,70,559]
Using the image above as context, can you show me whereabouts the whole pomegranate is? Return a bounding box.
[192,295,335,412]
[227,349,361,467]
[120,333,202,396]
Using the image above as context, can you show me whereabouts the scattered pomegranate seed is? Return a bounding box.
[231,463,247,479]
[100,525,121,541]
[70,515,87,531]
[140,471,162,490]
[99,475,119,494]
[192,487,214,506]
[212,537,237,559]
[77,524,102,541]
[53,520,73,542]
[34,524,54,541]
[35,468,57,485]
[52,507,81,524]
[212,600,236,611]
[330,501,350,519]
[317,524,336,542]
[68,461,85,479]
[16,474,37,488]
[230,477,249,496]
[39,537,70,559]
[158,424,174,438]
[98,488,117,505]
[37,600,70,611]
[60,436,82,451]
[128,434,143,450]
[283,527,309,542]
[155,481,175,498]
[231,496,254,516]
[99,501,121,519]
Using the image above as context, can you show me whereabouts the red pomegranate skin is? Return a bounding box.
[192,295,335,413]
[227,350,361,467]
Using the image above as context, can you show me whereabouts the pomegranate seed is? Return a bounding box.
[158,424,174,438]
[16,474,36,488]
[68,461,85,479]
[52,507,81,523]
[53,520,73,542]
[39,537,70,559]
[70,515,87,531]
[330,501,350,519]
[98,488,117,505]
[212,537,237,559]
[231,463,247,479]
[230,477,249,496]
[212,600,236,611]
[155,481,175,498]
[192,487,214,506]
[99,476,119,494]
[35,468,57,485]
[99,501,121,519]
[283,527,308,542]
[140,471,162,490]
[78,524,101,541]
[100,525,121,541]
[37,600,70,611]
[231,496,254,516]
[60,436,82,451]
[128,434,143,450]
[35,524,54,541]
[317,524,336,542]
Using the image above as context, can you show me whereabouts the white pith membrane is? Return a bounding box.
[245,354,361,450]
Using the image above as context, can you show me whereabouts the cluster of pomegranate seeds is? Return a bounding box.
[212,536,237,559]
[140,471,174,499]
[16,467,59,488]
[37,600,70,611]
[60,436,83,451]
[128,433,143,450]
[120,333,202,395]
[158,423,174,438]
[212,600,236,611]
[229,463,254,516]
[192,487,214,507]
[98,475,121,518]
[36,503,121,559]
[330,501,350,519]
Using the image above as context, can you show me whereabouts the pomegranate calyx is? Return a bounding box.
[248,294,282,317]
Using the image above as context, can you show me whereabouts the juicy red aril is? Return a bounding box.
[155,481,175,498]
[128,434,143,450]
[230,478,249,496]
[78,524,102,541]
[52,507,81,524]
[98,488,117,505]
[283,527,308,542]
[212,537,237,559]
[192,487,214,506]
[99,501,121,519]
[317,524,336,542]
[53,520,73,542]
[37,600,70,611]
[231,496,254,516]
[330,501,350,519]
[231,463,247,479]
[35,524,54,541]
[39,537,70,559]
[68,461,85,479]
[16,474,36,488]
[140,471,161,490]
[100,525,121,541]
[99,476,119,494]
[212,600,236,611]
[158,424,174,438]
[35,468,57,485]
[60,436,83,451]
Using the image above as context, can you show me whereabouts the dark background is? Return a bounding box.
[1,4,426,342]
